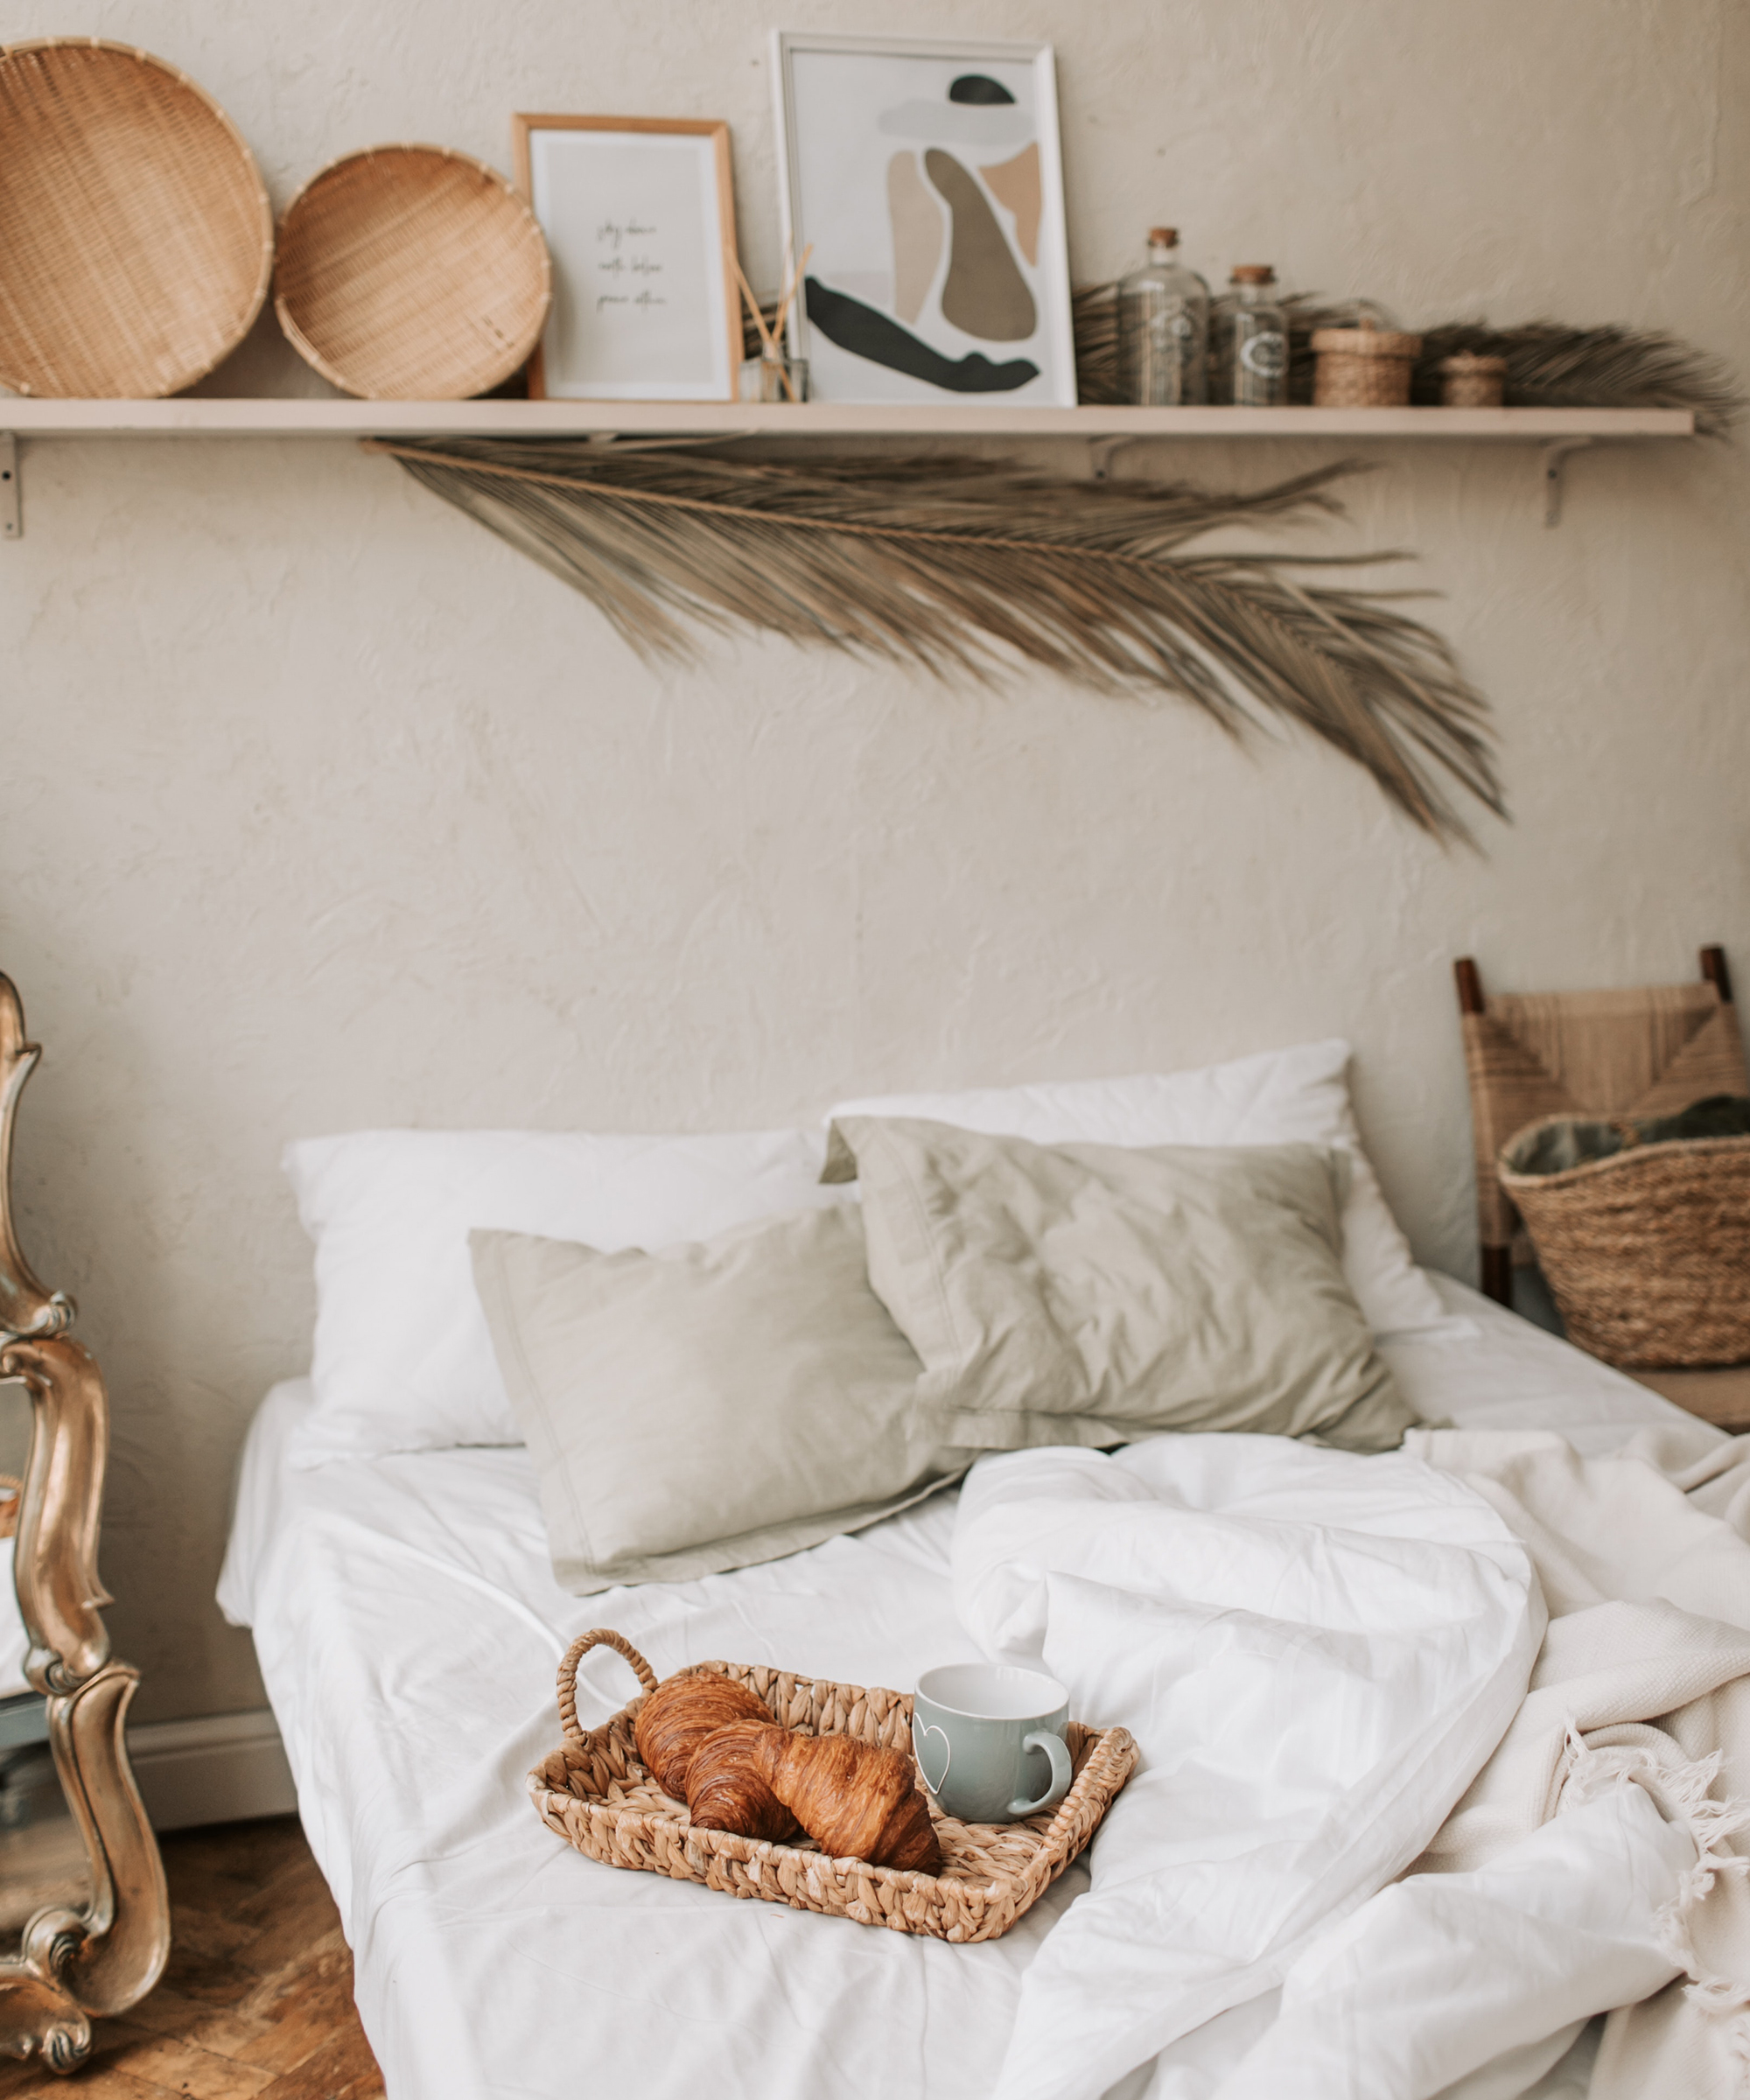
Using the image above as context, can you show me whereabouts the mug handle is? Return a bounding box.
[1009,1730,1073,1817]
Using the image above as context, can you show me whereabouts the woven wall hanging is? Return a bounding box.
[369,439,1502,839]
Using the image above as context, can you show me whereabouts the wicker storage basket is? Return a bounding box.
[528,1630,1138,1942]
[1499,1116,1750,1367]
[275,144,550,400]
[1439,353,1507,408]
[1312,326,1424,408]
[0,38,272,398]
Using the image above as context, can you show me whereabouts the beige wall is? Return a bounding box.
[1,0,1746,1724]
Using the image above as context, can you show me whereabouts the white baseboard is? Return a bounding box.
[127,1708,298,1831]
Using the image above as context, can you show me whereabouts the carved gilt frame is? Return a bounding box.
[0,975,169,2072]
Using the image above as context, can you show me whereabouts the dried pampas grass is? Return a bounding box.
[367,437,1501,839]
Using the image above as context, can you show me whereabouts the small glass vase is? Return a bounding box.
[738,354,809,404]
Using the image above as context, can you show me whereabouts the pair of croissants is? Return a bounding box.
[634,1671,942,1874]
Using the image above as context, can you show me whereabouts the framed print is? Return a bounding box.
[771,32,1076,406]
[512,116,741,400]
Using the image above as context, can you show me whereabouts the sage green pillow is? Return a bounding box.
[469,1207,973,1593]
[822,1116,1416,1454]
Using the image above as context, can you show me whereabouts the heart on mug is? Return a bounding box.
[913,1720,951,1796]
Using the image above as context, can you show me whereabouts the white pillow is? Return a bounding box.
[283,1129,844,1466]
[827,1039,1448,1339]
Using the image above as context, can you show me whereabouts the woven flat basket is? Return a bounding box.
[276,144,551,400]
[0,38,272,398]
[529,1630,1138,1942]
[1499,1120,1750,1367]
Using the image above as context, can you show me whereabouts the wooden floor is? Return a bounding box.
[0,1816,384,2099]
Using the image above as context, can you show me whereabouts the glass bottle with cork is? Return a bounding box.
[1211,265,1289,406]
[1115,228,1208,405]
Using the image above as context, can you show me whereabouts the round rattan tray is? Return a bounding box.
[275,144,551,400]
[0,38,273,399]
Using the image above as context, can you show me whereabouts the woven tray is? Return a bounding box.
[528,1630,1138,1942]
[0,38,272,399]
[275,144,550,400]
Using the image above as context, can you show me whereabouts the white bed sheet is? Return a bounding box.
[217,1274,1704,2100]
[0,1541,34,1700]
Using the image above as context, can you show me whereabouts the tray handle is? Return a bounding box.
[557,1628,659,1744]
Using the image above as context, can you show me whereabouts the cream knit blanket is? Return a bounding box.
[1408,1420,1750,2098]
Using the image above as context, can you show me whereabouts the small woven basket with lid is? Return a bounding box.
[528,1630,1138,1942]
[275,144,550,400]
[0,37,272,398]
[1312,325,1424,408]
[1498,1118,1750,1367]
[1439,353,1507,408]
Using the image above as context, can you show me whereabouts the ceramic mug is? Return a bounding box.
[911,1662,1074,1824]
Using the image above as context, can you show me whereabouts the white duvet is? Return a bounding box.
[954,1437,1544,2097]
[219,1277,1708,2100]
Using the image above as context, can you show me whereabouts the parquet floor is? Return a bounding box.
[0,1816,385,2099]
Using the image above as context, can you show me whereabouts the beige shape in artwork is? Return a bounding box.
[978,144,1041,266]
[886,151,944,326]
[923,148,1036,343]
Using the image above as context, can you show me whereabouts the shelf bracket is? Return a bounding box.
[0,436,18,541]
[1541,437,1592,528]
[1087,435,1145,482]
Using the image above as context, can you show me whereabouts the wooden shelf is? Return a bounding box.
[0,397,1692,536]
[0,398,1698,441]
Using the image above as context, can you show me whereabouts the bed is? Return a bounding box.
[217,1271,1709,2100]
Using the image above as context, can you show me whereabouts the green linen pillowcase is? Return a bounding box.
[469,1205,974,1594]
[822,1116,1416,1454]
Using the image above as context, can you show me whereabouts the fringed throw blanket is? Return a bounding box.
[1410,1424,1750,2096]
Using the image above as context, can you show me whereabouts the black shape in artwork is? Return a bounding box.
[948,74,1015,104]
[804,279,1039,394]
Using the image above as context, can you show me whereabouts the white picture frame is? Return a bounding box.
[770,31,1075,407]
[513,115,741,402]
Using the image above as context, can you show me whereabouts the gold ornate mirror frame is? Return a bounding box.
[0,975,169,2071]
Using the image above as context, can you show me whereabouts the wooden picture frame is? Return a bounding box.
[512,116,741,402]
[770,31,1076,407]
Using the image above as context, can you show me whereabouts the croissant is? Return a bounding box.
[684,1718,799,1842]
[752,1730,942,1873]
[634,1671,774,1799]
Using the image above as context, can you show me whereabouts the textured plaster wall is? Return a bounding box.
[0,0,1746,1724]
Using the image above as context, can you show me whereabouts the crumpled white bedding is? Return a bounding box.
[218,1275,1705,2100]
[952,1435,1544,2098]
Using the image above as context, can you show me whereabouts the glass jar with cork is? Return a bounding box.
[1116,228,1209,405]
[1211,265,1289,406]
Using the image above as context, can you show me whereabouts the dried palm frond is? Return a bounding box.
[368,437,1501,838]
[1072,282,1124,404]
[1410,322,1744,433]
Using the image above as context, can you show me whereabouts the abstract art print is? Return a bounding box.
[513,116,741,401]
[772,32,1075,405]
